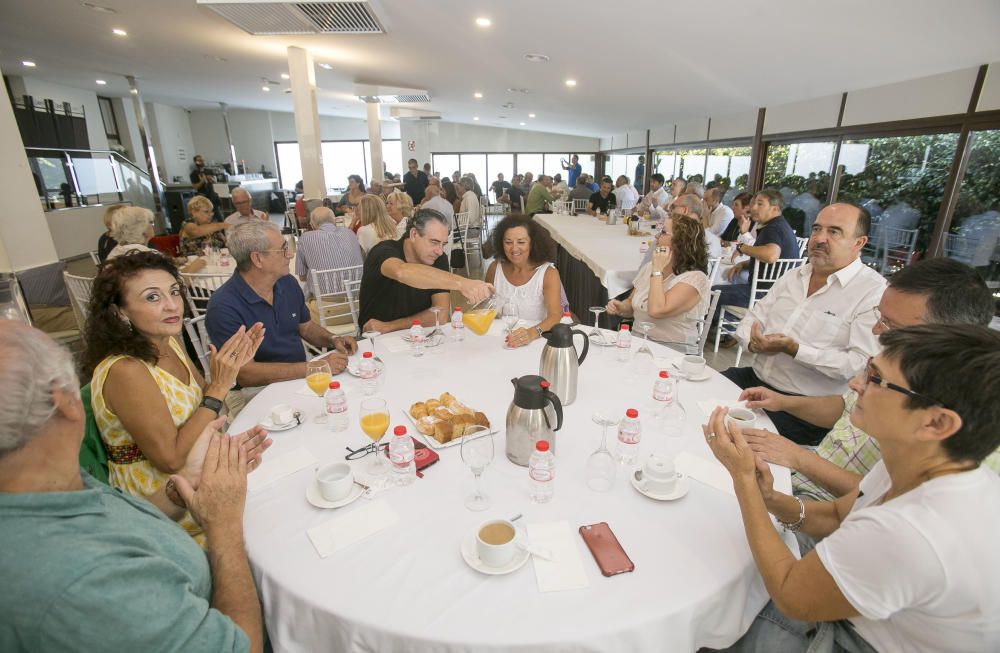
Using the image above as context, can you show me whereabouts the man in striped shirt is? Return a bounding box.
[295,207,363,295]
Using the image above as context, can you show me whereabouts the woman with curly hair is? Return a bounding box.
[337,174,366,220]
[180,194,227,256]
[607,213,711,345]
[486,215,564,348]
[386,191,414,238]
[355,194,398,254]
[82,251,264,545]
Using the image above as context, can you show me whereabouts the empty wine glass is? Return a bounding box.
[635,321,655,357]
[362,330,380,357]
[586,412,620,492]
[501,298,520,348]
[429,306,442,339]
[589,306,610,346]
[460,425,494,511]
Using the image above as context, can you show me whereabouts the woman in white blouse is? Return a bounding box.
[607,214,711,345]
[355,195,399,254]
[485,216,562,348]
[386,191,414,238]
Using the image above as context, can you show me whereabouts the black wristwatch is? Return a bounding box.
[736,242,744,254]
[199,395,223,415]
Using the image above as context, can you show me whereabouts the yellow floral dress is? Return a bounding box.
[91,337,206,547]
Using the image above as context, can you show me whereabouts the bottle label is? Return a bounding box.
[529,468,553,482]
[618,427,641,445]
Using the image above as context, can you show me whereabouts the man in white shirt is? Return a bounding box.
[635,173,669,214]
[705,187,735,236]
[613,175,640,209]
[224,187,268,226]
[421,186,455,230]
[724,203,886,445]
[665,176,686,209]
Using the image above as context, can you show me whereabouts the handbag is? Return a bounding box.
[450,247,466,268]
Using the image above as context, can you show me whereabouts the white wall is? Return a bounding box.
[146,102,196,182]
[764,94,842,135]
[17,76,109,151]
[44,206,108,259]
[420,121,599,153]
[842,67,978,126]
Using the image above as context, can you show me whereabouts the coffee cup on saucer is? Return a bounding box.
[270,404,295,426]
[636,454,678,494]
[316,462,354,502]
[476,519,517,568]
[726,407,756,433]
[680,355,706,378]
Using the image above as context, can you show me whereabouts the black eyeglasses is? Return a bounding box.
[344,442,388,461]
[863,357,946,408]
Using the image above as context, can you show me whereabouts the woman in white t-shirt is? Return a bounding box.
[485,216,562,348]
[355,195,398,254]
[704,325,1000,653]
[606,214,710,346]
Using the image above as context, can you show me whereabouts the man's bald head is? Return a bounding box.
[424,186,440,201]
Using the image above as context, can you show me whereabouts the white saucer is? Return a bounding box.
[460,535,530,575]
[305,478,365,509]
[670,363,711,382]
[630,470,689,501]
[259,415,300,432]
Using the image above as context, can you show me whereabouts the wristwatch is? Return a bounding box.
[736,242,744,255]
[534,326,544,339]
[651,270,663,277]
[199,395,223,415]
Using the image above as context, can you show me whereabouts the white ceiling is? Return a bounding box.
[2,0,1000,138]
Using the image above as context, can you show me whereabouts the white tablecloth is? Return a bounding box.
[231,323,795,652]
[533,213,652,298]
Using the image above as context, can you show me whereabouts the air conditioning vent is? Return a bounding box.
[355,84,431,104]
[198,0,385,35]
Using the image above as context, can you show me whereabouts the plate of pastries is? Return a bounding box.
[407,392,494,449]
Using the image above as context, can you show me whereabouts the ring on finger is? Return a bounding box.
[707,433,717,441]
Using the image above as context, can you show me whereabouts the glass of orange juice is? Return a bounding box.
[359,398,391,475]
[306,361,332,423]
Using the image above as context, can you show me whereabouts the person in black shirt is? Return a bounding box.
[505,174,526,211]
[491,173,512,204]
[634,155,645,194]
[402,158,429,206]
[720,192,754,244]
[587,179,617,215]
[358,209,494,333]
[190,155,223,221]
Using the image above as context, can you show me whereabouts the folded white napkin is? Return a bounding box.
[526,521,590,593]
[675,452,734,496]
[379,335,411,354]
[247,447,318,494]
[697,398,745,416]
[307,499,398,558]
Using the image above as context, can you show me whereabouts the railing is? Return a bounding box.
[25,147,155,213]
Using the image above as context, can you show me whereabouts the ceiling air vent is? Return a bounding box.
[198,0,386,35]
[355,83,430,104]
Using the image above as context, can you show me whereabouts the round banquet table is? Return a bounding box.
[232,321,797,653]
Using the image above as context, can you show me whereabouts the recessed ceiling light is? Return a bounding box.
[524,53,549,63]
[262,86,270,92]
[473,116,479,121]
[318,63,332,70]
[281,73,290,79]
[96,79,106,85]
[83,2,117,14]
[565,79,577,87]
[112,28,127,37]
[474,92,483,99]
[519,122,526,126]
[475,17,491,27]
[528,113,536,118]
[22,60,36,67]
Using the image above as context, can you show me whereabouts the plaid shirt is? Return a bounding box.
[794,390,1000,501]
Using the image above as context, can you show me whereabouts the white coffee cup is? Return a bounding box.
[637,454,677,494]
[476,519,517,568]
[726,407,757,432]
[316,462,354,502]
[680,354,706,378]
[270,403,295,426]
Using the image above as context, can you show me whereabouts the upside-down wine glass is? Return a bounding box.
[589,306,609,345]
[586,412,620,492]
[460,425,494,511]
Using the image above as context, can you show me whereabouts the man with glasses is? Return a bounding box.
[737,257,997,502]
[206,222,357,392]
[224,187,268,227]
[358,209,493,334]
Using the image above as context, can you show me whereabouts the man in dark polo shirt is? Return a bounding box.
[206,221,356,387]
[402,158,429,206]
[190,154,222,221]
[359,209,494,334]
[587,179,617,216]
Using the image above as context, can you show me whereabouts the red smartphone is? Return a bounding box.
[579,522,635,577]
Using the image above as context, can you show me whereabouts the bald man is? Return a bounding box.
[422,185,455,230]
[224,187,268,227]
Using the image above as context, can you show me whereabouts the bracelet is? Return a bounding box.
[778,496,805,532]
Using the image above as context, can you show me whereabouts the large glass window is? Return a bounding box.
[517,153,543,177]
[462,154,487,194]
[652,150,680,181]
[543,154,566,178]
[764,141,837,236]
[275,143,302,191]
[942,129,1000,288]
[322,141,366,192]
[706,145,752,206]
[432,154,461,180]
[365,140,403,180]
[276,139,400,192]
[486,153,514,199]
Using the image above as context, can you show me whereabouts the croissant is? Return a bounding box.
[473,412,490,428]
[410,402,428,419]
[425,399,442,411]
[433,407,454,421]
[439,392,457,406]
[416,416,439,436]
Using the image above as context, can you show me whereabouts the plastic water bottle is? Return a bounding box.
[528,440,554,503]
[652,370,675,403]
[359,351,377,395]
[389,425,416,485]
[652,372,686,448]
[451,307,465,341]
[409,320,425,357]
[639,240,649,255]
[325,381,349,432]
[559,311,573,325]
[616,323,632,362]
[617,408,642,465]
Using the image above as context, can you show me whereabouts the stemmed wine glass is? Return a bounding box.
[362,330,380,357]
[429,306,442,342]
[589,306,610,346]
[359,398,390,476]
[460,425,494,511]
[305,361,332,423]
[635,321,655,356]
[501,298,520,348]
[586,412,620,492]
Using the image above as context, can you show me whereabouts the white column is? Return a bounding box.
[287,46,325,201]
[366,102,384,184]
[0,65,59,273]
[126,75,165,220]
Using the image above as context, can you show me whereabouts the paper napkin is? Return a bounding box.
[307,500,399,558]
[247,447,317,494]
[675,452,735,497]
[696,398,745,417]
[379,335,411,354]
[526,521,590,593]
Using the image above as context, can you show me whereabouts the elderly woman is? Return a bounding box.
[106,206,157,260]
[97,203,126,262]
[386,191,414,237]
[705,325,1000,652]
[0,321,269,652]
[356,194,399,254]
[336,174,366,218]
[607,214,711,345]
[485,216,563,348]
[82,251,264,545]
[180,195,227,256]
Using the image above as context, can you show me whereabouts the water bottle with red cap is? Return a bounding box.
[326,381,349,432]
[617,408,642,465]
[389,425,415,485]
[529,439,554,503]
